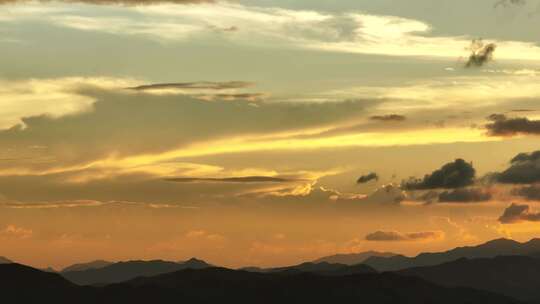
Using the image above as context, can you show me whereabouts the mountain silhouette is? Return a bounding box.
[61,260,113,273]
[313,250,396,265]
[398,255,540,302]
[242,261,376,276]
[0,262,524,303]
[0,263,83,303]
[61,257,211,285]
[41,267,58,273]
[0,256,13,264]
[106,267,520,304]
[365,238,540,271]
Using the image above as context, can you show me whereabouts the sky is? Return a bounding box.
[1,0,540,270]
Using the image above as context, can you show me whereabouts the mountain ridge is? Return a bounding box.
[365,238,540,271]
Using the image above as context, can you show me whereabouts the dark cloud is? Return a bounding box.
[370,114,406,122]
[511,109,536,113]
[485,114,540,136]
[465,39,497,68]
[438,188,492,203]
[211,93,266,102]
[165,176,294,183]
[365,230,444,242]
[513,185,540,200]
[498,203,540,223]
[357,173,379,184]
[128,81,254,91]
[209,25,239,32]
[0,0,214,5]
[495,150,540,184]
[402,159,476,190]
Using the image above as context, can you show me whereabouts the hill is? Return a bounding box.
[398,255,540,302]
[365,238,540,271]
[313,251,396,265]
[61,260,113,273]
[61,258,211,285]
[242,261,376,276]
[0,262,522,304]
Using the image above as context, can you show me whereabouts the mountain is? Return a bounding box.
[0,263,82,303]
[313,251,397,265]
[61,257,211,285]
[0,256,12,264]
[61,260,113,273]
[109,267,521,304]
[398,255,540,302]
[41,267,58,273]
[0,263,523,304]
[365,238,540,271]
[243,261,376,276]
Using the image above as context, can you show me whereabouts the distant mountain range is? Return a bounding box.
[61,260,113,273]
[4,237,540,303]
[313,251,397,265]
[61,258,211,285]
[0,263,521,304]
[241,261,376,276]
[364,238,540,271]
[398,255,540,302]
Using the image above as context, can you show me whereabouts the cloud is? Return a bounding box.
[494,0,527,8]
[513,185,540,200]
[495,150,540,184]
[365,230,444,242]
[128,81,254,92]
[203,93,267,102]
[465,39,497,68]
[438,188,492,203]
[499,203,540,223]
[185,230,226,243]
[0,224,33,239]
[356,172,379,184]
[0,78,378,175]
[402,159,476,190]
[369,114,406,122]
[0,77,136,130]
[4,2,540,62]
[165,176,294,183]
[0,199,187,209]
[127,82,266,101]
[485,114,540,136]
[0,0,214,5]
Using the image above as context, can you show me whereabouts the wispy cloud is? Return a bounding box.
[365,230,445,242]
[165,176,295,183]
[3,2,540,61]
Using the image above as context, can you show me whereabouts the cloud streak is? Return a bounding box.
[4,2,540,62]
[165,176,294,183]
[438,188,492,203]
[369,114,406,122]
[365,230,444,242]
[0,0,214,5]
[128,81,254,91]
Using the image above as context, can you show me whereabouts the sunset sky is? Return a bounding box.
[1,0,540,270]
